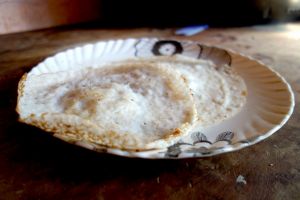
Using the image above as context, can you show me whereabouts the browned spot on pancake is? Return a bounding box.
[172,128,181,136]
[241,90,247,96]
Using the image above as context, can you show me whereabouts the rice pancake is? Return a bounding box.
[17,62,197,150]
[123,56,247,126]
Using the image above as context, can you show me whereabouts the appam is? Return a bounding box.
[17,62,197,150]
[119,56,247,127]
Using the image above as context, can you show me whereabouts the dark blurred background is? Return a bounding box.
[0,0,300,34]
[102,0,300,26]
[101,0,300,27]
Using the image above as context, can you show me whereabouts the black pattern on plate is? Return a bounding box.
[151,40,183,56]
[165,131,235,158]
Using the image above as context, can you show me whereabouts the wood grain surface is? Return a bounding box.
[0,24,299,200]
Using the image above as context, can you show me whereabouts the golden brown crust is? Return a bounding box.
[16,73,28,114]
[19,112,196,151]
[20,113,145,150]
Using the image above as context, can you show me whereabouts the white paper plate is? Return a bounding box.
[26,38,295,159]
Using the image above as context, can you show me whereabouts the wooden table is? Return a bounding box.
[0,23,299,200]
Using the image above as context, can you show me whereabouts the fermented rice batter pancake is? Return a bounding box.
[123,56,247,126]
[17,63,197,150]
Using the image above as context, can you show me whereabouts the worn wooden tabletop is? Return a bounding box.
[0,23,299,200]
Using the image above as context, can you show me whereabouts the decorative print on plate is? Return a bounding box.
[151,40,183,56]
[165,131,234,158]
[135,39,232,67]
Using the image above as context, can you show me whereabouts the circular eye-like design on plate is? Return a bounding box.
[152,40,183,56]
